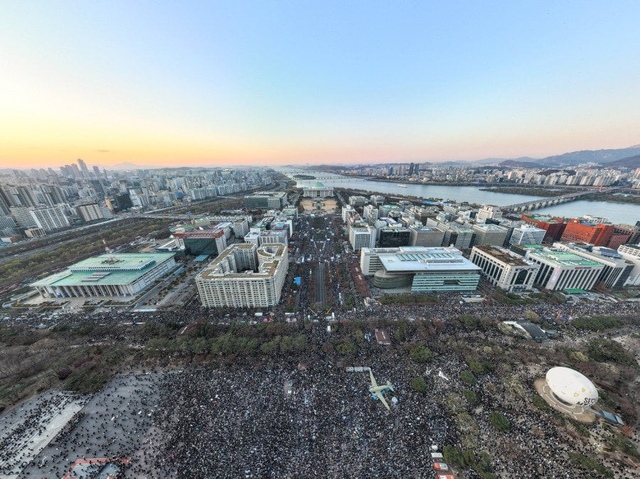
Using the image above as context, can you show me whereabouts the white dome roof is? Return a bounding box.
[546,367,598,407]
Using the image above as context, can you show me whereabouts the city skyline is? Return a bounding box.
[2,1,640,169]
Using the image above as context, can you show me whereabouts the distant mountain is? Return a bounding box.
[499,159,546,168]
[536,146,640,167]
[471,156,537,166]
[606,154,640,169]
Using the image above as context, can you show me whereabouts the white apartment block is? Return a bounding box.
[30,205,70,232]
[196,243,288,308]
[470,246,539,292]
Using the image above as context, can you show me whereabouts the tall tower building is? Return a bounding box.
[78,159,90,178]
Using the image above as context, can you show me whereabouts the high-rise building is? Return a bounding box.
[509,225,546,245]
[173,228,227,256]
[525,248,604,291]
[409,226,445,247]
[378,227,411,248]
[78,159,90,178]
[471,224,509,247]
[435,223,476,250]
[470,245,539,292]
[9,206,38,228]
[349,225,376,251]
[552,243,634,289]
[29,205,70,232]
[196,243,288,308]
[244,191,287,209]
[617,244,640,286]
[76,202,109,223]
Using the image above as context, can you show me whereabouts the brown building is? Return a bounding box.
[561,219,614,247]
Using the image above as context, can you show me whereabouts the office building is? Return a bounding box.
[196,243,288,308]
[409,226,445,247]
[617,244,640,286]
[525,248,604,291]
[521,214,567,242]
[32,253,177,299]
[378,227,411,248]
[472,224,509,247]
[509,225,546,245]
[244,191,287,209]
[561,218,614,246]
[173,228,227,256]
[476,205,503,224]
[470,245,539,292]
[553,243,634,289]
[435,223,475,250]
[349,225,376,251]
[360,246,481,292]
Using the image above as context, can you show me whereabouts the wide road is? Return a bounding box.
[315,261,327,311]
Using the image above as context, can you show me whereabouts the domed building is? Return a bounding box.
[534,366,598,423]
[545,367,598,407]
[302,182,334,198]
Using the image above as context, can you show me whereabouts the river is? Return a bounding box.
[280,169,639,225]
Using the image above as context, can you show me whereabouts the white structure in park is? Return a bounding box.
[196,243,288,307]
[546,367,598,407]
[302,182,334,198]
[31,253,177,299]
[469,245,539,292]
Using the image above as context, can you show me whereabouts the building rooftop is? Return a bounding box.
[473,245,531,266]
[527,248,603,268]
[31,253,175,287]
[375,247,481,273]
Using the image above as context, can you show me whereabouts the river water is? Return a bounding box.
[281,169,639,225]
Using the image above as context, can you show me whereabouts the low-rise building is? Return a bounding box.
[302,182,334,198]
[244,191,287,209]
[360,246,481,292]
[32,253,177,299]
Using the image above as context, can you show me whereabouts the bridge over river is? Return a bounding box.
[501,187,618,213]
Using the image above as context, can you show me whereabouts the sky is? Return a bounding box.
[1,1,640,169]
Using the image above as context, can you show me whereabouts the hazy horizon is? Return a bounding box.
[2,1,640,169]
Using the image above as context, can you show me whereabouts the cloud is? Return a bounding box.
[96,149,110,153]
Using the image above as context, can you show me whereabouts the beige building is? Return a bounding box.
[196,243,288,308]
